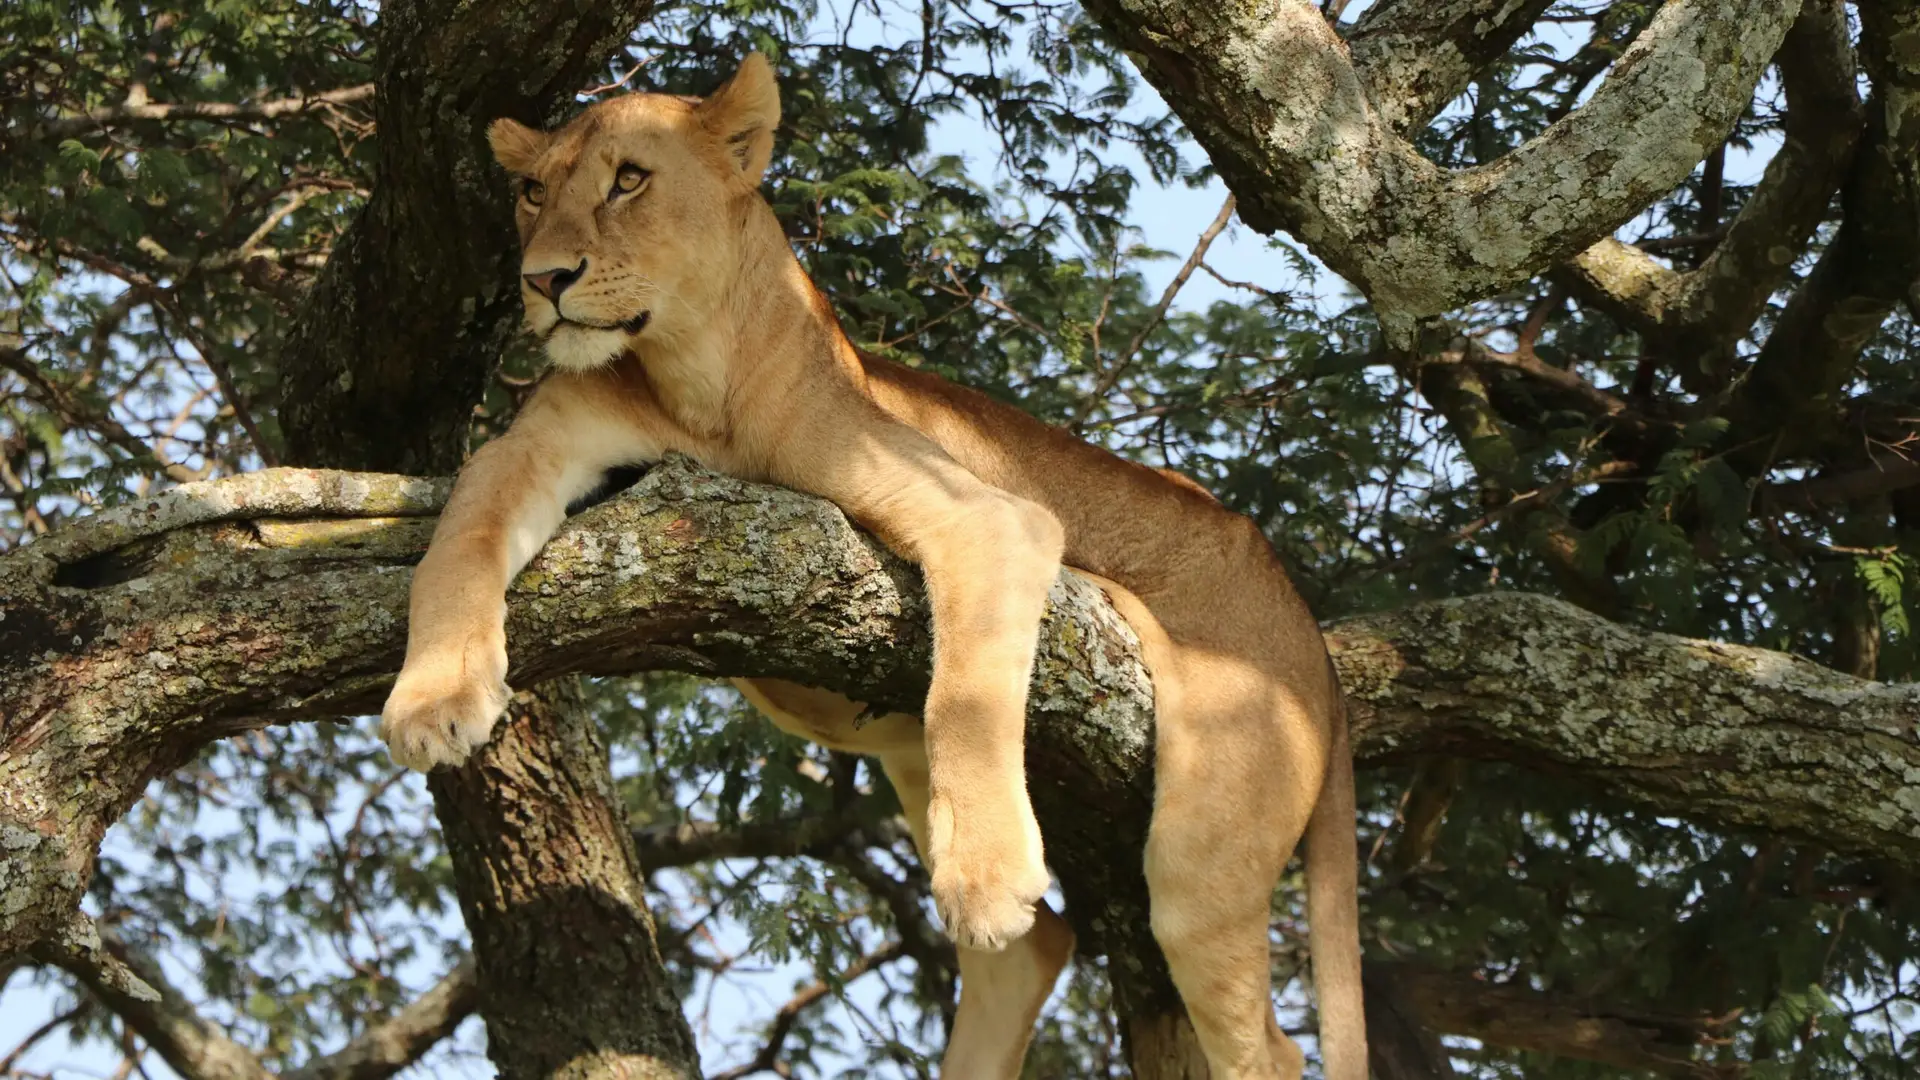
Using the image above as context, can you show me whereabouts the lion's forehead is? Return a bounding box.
[564,93,696,141]
[536,95,702,180]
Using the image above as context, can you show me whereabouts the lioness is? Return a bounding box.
[379,54,1364,1080]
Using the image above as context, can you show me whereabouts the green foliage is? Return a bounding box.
[3,1,1918,1078]
[1859,553,1911,638]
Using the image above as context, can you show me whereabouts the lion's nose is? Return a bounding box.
[523,259,587,304]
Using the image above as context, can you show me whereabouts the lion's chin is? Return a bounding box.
[542,324,628,372]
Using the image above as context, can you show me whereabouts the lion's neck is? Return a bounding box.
[629,329,734,439]
[632,203,858,442]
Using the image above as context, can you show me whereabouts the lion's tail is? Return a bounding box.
[1304,671,1368,1080]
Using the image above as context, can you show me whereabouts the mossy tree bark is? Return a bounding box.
[6,460,1916,1062]
[1077,0,1804,341]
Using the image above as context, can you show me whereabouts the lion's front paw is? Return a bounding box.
[379,662,510,772]
[927,796,1050,952]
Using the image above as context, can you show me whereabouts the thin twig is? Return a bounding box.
[0,1004,87,1075]
[709,942,908,1080]
[1454,459,1639,542]
[583,57,652,97]
[0,347,204,482]
[1072,194,1237,430]
[152,310,279,466]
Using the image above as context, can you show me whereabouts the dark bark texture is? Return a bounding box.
[276,0,659,475]
[427,683,698,1079]
[262,0,701,1073]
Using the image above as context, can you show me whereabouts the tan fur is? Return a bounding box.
[383,53,1366,1080]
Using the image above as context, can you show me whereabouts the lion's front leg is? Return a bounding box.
[381,524,517,771]
[381,385,655,771]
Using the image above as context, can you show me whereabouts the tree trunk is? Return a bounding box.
[276,0,659,475]
[428,682,698,1079]
[1124,1011,1212,1079]
[261,0,703,1069]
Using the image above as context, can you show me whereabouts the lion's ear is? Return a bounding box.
[488,118,550,175]
[700,53,780,184]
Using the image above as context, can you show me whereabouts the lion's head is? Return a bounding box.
[487,54,780,371]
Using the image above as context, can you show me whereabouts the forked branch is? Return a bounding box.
[1080,0,1802,334]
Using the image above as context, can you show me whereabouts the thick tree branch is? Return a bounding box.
[1557,0,1863,389]
[1722,0,1920,463]
[46,921,476,1080]
[31,912,161,1010]
[283,961,478,1080]
[51,930,273,1080]
[632,795,905,872]
[1666,0,1859,349]
[1361,962,1459,1080]
[1760,456,1920,514]
[1555,235,1685,337]
[5,459,1919,1017]
[1378,962,1737,1078]
[1081,0,1801,336]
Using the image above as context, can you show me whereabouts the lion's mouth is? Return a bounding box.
[545,310,652,337]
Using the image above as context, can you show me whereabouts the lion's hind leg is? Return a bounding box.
[877,747,1074,1080]
[731,680,1072,1078]
[1082,577,1317,1080]
[1142,660,1319,1080]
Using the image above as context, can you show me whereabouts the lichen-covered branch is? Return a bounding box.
[1330,598,1920,883]
[1080,0,1800,336]
[1557,0,1862,390]
[53,929,275,1080]
[5,459,1919,1002]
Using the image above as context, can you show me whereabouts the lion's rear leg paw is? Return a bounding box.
[927,794,1050,952]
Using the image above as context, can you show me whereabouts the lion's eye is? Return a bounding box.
[612,164,650,198]
[520,179,545,207]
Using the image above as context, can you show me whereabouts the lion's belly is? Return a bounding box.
[730,677,924,755]
[731,569,1173,756]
